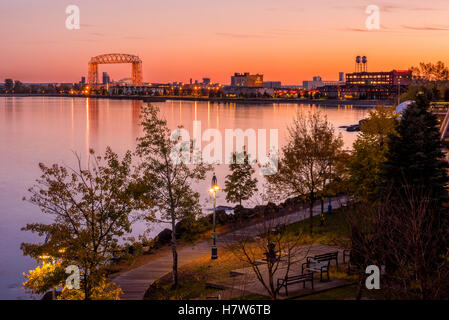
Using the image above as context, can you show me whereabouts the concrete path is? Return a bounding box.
[113,197,347,300]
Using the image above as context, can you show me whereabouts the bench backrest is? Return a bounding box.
[314,252,338,262]
[308,258,329,268]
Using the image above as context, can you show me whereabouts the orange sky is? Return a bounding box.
[1,0,449,84]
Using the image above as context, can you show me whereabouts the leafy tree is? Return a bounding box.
[22,260,66,296]
[224,150,258,206]
[57,278,122,300]
[266,111,343,234]
[411,61,449,82]
[135,103,211,287]
[348,105,398,202]
[4,78,13,92]
[21,148,135,300]
[23,260,122,300]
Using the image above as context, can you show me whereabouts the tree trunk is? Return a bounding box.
[309,193,314,235]
[171,216,178,287]
[355,277,364,300]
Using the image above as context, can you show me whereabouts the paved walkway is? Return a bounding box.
[113,197,347,300]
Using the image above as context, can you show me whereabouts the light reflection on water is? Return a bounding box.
[0,97,370,299]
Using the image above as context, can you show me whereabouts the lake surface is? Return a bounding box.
[0,96,369,299]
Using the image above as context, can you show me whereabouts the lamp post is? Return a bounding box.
[327,160,333,215]
[209,173,219,260]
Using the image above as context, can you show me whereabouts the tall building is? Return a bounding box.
[80,76,86,85]
[102,72,111,84]
[202,78,211,85]
[339,72,344,82]
[231,73,264,87]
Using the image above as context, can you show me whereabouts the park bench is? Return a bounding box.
[302,258,330,282]
[277,272,314,296]
[307,251,339,268]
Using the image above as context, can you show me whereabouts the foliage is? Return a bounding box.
[224,150,258,206]
[381,94,449,206]
[21,148,135,299]
[410,61,449,82]
[22,260,66,295]
[4,78,14,91]
[401,83,449,102]
[57,278,123,300]
[266,110,343,234]
[135,103,211,286]
[347,105,398,202]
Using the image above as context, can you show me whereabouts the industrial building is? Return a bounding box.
[230,73,264,87]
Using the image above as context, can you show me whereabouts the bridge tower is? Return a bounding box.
[88,53,143,86]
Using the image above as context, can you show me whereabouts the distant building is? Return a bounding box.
[303,76,339,90]
[202,78,211,85]
[231,73,264,87]
[320,69,412,100]
[80,76,86,85]
[102,72,111,84]
[224,86,273,97]
[339,72,344,82]
[345,70,412,85]
[263,81,282,88]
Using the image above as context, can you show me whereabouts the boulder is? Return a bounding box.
[215,209,230,224]
[155,228,172,246]
[175,219,189,239]
[233,205,256,220]
[264,202,278,216]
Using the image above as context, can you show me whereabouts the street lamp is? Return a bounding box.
[327,160,333,215]
[209,173,220,260]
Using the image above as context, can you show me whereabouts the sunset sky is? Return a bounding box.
[1,0,449,84]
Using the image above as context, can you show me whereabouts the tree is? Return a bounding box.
[135,103,211,287]
[348,105,398,202]
[381,93,449,206]
[226,216,307,300]
[4,78,13,92]
[21,148,135,300]
[347,185,449,300]
[410,61,449,82]
[266,111,343,234]
[224,150,258,206]
[23,260,122,300]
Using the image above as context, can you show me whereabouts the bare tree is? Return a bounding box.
[225,216,309,300]
[346,183,449,300]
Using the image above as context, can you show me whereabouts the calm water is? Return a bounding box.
[0,96,369,299]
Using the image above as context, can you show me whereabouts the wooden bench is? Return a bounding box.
[302,258,330,282]
[277,272,314,296]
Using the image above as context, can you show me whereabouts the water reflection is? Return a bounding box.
[0,96,369,299]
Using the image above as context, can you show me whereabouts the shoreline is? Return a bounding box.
[1,94,392,108]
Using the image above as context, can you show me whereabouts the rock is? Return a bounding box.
[233,205,257,220]
[175,219,189,239]
[155,228,172,246]
[215,209,229,224]
[264,202,278,216]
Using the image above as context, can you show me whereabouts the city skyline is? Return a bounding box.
[2,0,449,84]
